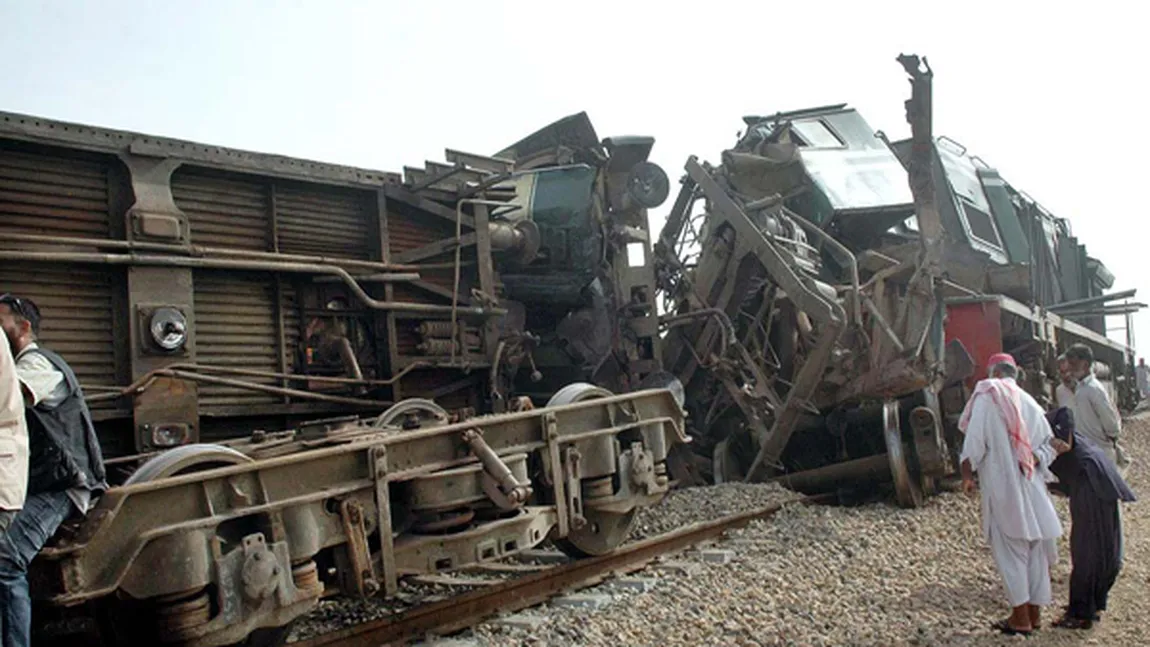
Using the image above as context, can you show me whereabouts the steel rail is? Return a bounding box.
[295,495,827,647]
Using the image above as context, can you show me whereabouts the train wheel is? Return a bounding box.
[125,443,253,484]
[555,508,637,558]
[546,382,614,407]
[546,384,637,557]
[372,398,449,430]
[882,400,924,508]
[121,446,293,646]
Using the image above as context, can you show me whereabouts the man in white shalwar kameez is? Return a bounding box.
[960,353,1066,636]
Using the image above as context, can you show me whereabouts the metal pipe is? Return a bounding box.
[82,362,428,403]
[861,258,914,291]
[789,216,862,327]
[461,429,532,505]
[337,338,365,382]
[764,453,892,492]
[165,370,393,407]
[85,368,394,407]
[862,295,905,353]
[0,232,465,271]
[659,308,734,353]
[313,273,421,283]
[3,250,506,316]
[1048,289,1140,312]
[1054,305,1147,317]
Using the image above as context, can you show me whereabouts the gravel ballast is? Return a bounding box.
[290,482,800,642]
[466,414,1150,646]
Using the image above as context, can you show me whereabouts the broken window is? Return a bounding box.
[790,120,844,149]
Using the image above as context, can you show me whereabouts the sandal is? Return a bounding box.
[1061,605,1100,621]
[992,619,1033,636]
[1052,615,1093,630]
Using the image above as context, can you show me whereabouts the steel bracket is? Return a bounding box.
[543,413,570,538]
[119,151,188,244]
[339,499,380,597]
[371,445,398,597]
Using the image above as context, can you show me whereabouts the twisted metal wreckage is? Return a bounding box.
[656,55,1139,505]
[0,55,1138,646]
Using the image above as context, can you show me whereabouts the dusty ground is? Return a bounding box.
[466,413,1150,646]
[942,412,1149,647]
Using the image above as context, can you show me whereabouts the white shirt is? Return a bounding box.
[0,334,29,512]
[1072,373,1121,464]
[1055,382,1075,409]
[960,382,1062,543]
[14,343,92,514]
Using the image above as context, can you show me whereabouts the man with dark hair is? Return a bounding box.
[1055,354,1075,409]
[1046,406,1136,629]
[0,294,106,647]
[1064,343,1124,469]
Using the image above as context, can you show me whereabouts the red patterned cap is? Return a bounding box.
[988,352,1016,367]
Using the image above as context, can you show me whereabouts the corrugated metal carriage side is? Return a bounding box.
[0,139,128,420]
[0,120,420,457]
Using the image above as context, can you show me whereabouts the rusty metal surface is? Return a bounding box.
[174,168,270,251]
[31,387,685,647]
[0,144,124,412]
[0,263,122,410]
[276,181,375,260]
[192,270,282,407]
[0,110,401,189]
[0,146,113,237]
[1,52,1142,647]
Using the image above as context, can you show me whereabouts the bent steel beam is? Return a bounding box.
[677,158,846,481]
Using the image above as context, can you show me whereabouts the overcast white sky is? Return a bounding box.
[2,0,1147,352]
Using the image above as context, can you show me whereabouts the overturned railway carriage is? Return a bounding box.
[657,58,1139,503]
[0,111,681,646]
[0,110,667,458]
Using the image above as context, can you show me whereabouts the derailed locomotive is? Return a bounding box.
[0,53,1139,646]
[656,56,1139,504]
[0,106,682,645]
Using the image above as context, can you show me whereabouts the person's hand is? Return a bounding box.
[962,477,977,497]
[1051,438,1071,455]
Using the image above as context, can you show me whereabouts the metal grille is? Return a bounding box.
[275,181,373,259]
[0,264,120,410]
[387,202,455,256]
[173,169,271,251]
[193,271,281,407]
[0,147,111,237]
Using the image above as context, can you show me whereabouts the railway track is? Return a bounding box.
[295,495,826,647]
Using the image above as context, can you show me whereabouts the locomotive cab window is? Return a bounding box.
[959,197,1007,256]
[791,119,845,149]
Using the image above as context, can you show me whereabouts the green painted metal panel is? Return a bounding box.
[977,168,1029,264]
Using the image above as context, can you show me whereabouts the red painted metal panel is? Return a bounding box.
[945,300,1003,389]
